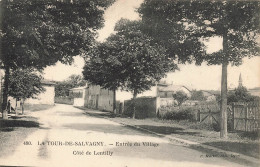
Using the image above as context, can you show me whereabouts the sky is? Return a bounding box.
[43,0,260,91]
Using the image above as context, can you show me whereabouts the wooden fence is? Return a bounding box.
[231,102,260,132]
[199,102,260,132]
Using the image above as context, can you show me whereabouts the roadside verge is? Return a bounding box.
[79,107,260,167]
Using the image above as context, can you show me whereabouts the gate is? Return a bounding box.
[199,104,220,124]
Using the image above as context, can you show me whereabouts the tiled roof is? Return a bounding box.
[158,85,191,92]
[41,80,56,85]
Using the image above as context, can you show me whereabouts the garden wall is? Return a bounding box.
[54,97,73,105]
[123,97,158,119]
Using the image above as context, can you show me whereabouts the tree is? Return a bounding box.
[66,75,87,88]
[138,0,260,138]
[173,91,188,106]
[0,0,114,119]
[227,86,259,104]
[83,19,177,117]
[190,90,206,101]
[8,68,45,114]
[55,74,86,97]
[83,42,125,113]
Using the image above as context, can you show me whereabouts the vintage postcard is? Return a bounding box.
[0,0,259,167]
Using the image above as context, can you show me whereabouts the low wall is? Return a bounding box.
[54,97,73,105]
[123,97,158,119]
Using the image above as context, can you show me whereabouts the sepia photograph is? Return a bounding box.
[0,0,259,166]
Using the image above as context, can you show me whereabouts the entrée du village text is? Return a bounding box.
[36,141,159,147]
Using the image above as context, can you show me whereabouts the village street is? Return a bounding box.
[0,104,245,167]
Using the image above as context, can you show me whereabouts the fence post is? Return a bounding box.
[245,103,248,132]
[208,106,212,124]
[198,108,201,122]
[197,108,200,122]
[231,103,235,131]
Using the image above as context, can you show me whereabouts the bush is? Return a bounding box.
[161,108,195,121]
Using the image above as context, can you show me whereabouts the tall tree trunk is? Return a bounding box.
[0,0,3,117]
[113,88,116,114]
[132,90,137,119]
[220,33,228,138]
[21,98,24,115]
[15,98,18,115]
[2,65,10,119]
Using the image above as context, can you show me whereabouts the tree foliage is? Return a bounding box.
[0,0,114,116]
[138,0,206,65]
[138,0,260,137]
[112,19,177,96]
[83,19,177,97]
[83,42,124,91]
[172,91,188,106]
[55,74,86,97]
[8,69,45,100]
[190,90,206,101]
[1,0,114,69]
[227,86,259,104]
[138,0,260,65]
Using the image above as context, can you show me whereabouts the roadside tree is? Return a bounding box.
[83,42,125,113]
[138,0,260,138]
[8,68,45,114]
[0,0,114,118]
[83,19,177,118]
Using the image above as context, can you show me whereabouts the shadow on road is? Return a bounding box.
[0,119,40,132]
[63,123,157,137]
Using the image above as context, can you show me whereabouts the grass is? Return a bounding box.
[106,116,259,159]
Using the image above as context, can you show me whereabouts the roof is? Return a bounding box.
[41,80,56,86]
[70,86,88,90]
[158,85,191,92]
[249,87,260,91]
[157,81,169,87]
[201,90,220,95]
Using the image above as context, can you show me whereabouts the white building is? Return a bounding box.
[25,80,56,105]
[70,83,114,112]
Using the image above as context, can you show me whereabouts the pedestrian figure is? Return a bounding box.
[7,99,15,114]
[7,100,11,114]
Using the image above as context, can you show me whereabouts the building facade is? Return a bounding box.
[25,80,56,105]
[70,83,114,112]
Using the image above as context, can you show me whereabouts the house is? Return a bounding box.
[156,83,191,107]
[157,84,191,98]
[0,71,55,109]
[24,80,56,105]
[70,83,114,112]
[69,86,87,107]
[201,90,219,101]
